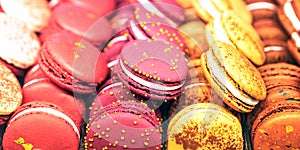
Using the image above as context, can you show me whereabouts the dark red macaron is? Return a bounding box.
[115,39,188,101]
[38,32,109,94]
[85,101,162,149]
[40,3,112,46]
[23,65,86,129]
[2,101,81,150]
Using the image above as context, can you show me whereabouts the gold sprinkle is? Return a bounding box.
[138,115,142,118]
[153,71,157,74]
[97,125,101,129]
[123,145,128,149]
[121,136,125,141]
[98,135,102,139]
[286,125,294,133]
[87,13,95,18]
[144,142,149,147]
[74,53,80,59]
[109,91,114,96]
[113,120,117,124]
[131,140,136,144]
[133,120,138,125]
[106,128,110,132]
[74,42,86,49]
[121,130,126,134]
[141,133,145,137]
[105,134,109,138]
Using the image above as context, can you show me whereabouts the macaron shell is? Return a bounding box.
[200,51,255,113]
[263,40,294,64]
[53,3,112,45]
[22,80,86,129]
[3,102,80,149]
[217,10,265,66]
[120,40,188,82]
[168,103,243,149]
[287,37,300,65]
[86,101,162,149]
[228,0,252,24]
[0,62,22,115]
[212,42,266,101]
[253,19,288,42]
[39,32,108,90]
[0,13,41,69]
[66,0,116,16]
[246,1,278,20]
[23,64,48,84]
[252,101,300,149]
[0,0,51,32]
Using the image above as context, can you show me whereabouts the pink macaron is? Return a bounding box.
[115,39,188,101]
[85,101,162,149]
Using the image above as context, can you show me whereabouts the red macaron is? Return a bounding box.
[2,101,81,150]
[38,32,109,94]
[85,101,162,149]
[22,64,86,129]
[40,2,112,46]
[115,39,188,101]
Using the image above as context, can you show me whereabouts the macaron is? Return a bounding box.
[287,31,300,65]
[0,61,22,116]
[258,62,300,90]
[253,18,288,42]
[40,3,112,46]
[0,0,51,32]
[2,101,81,149]
[38,32,108,93]
[201,42,266,113]
[252,101,300,149]
[85,101,162,149]
[277,0,300,35]
[115,39,189,101]
[128,6,187,49]
[168,103,243,149]
[0,13,41,70]
[246,0,278,21]
[248,85,300,126]
[206,10,265,66]
[22,65,86,129]
[64,0,116,17]
[178,21,209,59]
[89,80,162,120]
[263,40,295,64]
[191,0,252,24]
[128,0,185,27]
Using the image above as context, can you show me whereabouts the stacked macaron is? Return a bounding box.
[276,0,300,66]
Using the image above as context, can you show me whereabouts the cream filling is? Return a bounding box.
[292,32,300,47]
[184,82,207,90]
[108,35,128,45]
[199,0,221,19]
[48,0,60,8]
[137,0,177,27]
[247,2,277,11]
[23,78,50,88]
[9,107,80,139]
[213,18,232,44]
[107,59,119,68]
[101,82,123,92]
[130,20,148,40]
[120,59,184,91]
[206,51,259,106]
[264,46,284,52]
[284,0,300,31]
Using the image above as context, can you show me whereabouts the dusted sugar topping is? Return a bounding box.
[0,13,41,69]
[0,62,22,115]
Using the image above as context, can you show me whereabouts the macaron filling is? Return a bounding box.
[129,20,149,40]
[119,59,184,91]
[206,50,259,106]
[284,1,300,31]
[9,107,80,139]
[291,32,300,47]
[184,82,207,90]
[247,2,277,11]
[264,46,285,52]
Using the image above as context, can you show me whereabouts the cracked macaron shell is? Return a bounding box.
[168,103,243,150]
[252,101,300,150]
[85,101,162,149]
